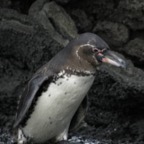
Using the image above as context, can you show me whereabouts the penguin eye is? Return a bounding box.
[92,48,99,53]
[93,48,107,54]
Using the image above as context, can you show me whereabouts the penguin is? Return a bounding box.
[13,33,126,144]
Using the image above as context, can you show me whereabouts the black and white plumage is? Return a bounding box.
[13,33,126,144]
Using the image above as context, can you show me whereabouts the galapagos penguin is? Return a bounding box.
[13,33,126,144]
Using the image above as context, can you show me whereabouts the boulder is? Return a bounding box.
[93,21,129,47]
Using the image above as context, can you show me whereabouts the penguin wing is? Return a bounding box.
[13,73,53,128]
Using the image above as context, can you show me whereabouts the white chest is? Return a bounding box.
[23,74,95,142]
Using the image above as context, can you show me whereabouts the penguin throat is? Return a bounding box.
[58,68,95,77]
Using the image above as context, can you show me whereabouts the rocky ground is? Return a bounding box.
[0,0,144,143]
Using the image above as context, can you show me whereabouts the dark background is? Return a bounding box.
[0,0,144,143]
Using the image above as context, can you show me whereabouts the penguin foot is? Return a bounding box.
[17,128,27,144]
[11,136,17,144]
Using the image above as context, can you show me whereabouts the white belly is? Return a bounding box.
[23,74,95,143]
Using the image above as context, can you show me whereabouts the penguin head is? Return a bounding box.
[70,33,126,69]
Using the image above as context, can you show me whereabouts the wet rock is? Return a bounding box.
[0,128,13,144]
[69,135,110,144]
[93,21,129,47]
[29,1,78,48]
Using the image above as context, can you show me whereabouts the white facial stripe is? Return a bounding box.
[79,44,95,48]
[76,46,81,60]
[76,44,95,60]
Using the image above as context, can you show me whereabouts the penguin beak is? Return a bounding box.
[96,50,126,68]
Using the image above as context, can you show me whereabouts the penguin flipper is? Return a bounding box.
[69,96,88,132]
[13,73,53,128]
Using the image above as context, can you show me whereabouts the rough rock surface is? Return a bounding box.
[0,0,11,8]
[93,21,129,47]
[0,0,144,144]
[69,9,92,33]
[123,38,144,68]
[29,1,78,48]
